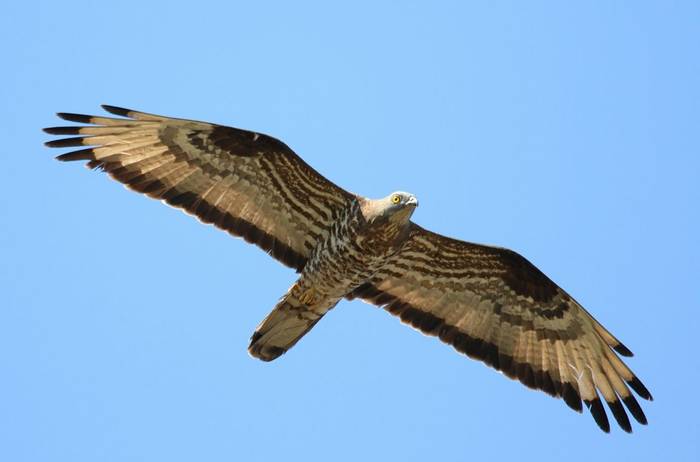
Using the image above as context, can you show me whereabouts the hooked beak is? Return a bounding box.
[406,196,419,207]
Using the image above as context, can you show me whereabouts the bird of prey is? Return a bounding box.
[44,105,652,433]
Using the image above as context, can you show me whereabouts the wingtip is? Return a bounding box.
[614,342,634,357]
[562,382,583,413]
[55,148,94,162]
[101,104,132,117]
[44,137,86,148]
[44,126,82,135]
[628,377,653,401]
[607,399,633,433]
[622,395,648,425]
[585,398,611,433]
[56,112,94,123]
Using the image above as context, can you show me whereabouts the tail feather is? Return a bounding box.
[249,294,327,361]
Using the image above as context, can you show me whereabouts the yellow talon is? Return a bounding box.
[289,283,317,305]
[299,288,316,305]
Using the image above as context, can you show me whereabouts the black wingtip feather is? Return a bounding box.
[607,399,632,433]
[562,382,583,412]
[586,398,611,433]
[44,126,83,135]
[627,377,653,401]
[44,137,87,148]
[622,395,648,425]
[55,148,95,162]
[101,105,133,117]
[614,342,634,357]
[56,112,94,123]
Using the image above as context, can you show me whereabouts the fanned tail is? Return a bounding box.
[249,289,330,361]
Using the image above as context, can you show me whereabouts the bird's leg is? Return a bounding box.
[291,282,318,305]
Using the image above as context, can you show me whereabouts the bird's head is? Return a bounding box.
[386,191,419,209]
[363,191,418,225]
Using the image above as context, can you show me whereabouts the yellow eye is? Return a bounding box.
[391,194,401,204]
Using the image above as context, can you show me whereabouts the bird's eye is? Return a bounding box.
[391,195,401,204]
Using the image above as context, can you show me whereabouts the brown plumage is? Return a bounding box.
[44,105,652,433]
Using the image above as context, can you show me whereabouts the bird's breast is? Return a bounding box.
[300,210,406,298]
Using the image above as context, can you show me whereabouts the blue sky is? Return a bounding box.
[2,1,698,461]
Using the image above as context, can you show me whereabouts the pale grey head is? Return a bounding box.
[361,191,419,225]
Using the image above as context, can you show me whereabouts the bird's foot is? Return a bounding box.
[292,284,317,305]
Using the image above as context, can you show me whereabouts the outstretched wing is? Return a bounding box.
[349,224,652,432]
[44,105,354,271]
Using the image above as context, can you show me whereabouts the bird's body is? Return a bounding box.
[252,193,417,360]
[45,105,652,433]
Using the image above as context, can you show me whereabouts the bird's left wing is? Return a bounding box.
[348,223,652,432]
[44,105,354,271]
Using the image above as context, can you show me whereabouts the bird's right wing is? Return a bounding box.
[348,223,652,432]
[44,105,355,271]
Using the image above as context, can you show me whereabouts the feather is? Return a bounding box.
[46,105,353,272]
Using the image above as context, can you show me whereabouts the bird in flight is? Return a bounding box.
[44,105,652,433]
